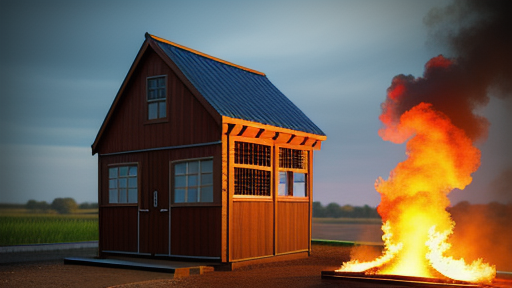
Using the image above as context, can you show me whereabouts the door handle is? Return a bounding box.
[139,209,149,212]
[160,209,168,212]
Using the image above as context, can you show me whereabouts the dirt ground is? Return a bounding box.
[1,244,510,288]
[0,244,373,288]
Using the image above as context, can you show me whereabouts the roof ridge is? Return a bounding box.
[147,33,265,76]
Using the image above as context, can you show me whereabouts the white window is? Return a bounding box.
[278,147,308,197]
[109,165,138,204]
[147,76,166,120]
[174,159,213,203]
[278,171,306,197]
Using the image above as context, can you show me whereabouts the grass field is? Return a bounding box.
[0,209,98,246]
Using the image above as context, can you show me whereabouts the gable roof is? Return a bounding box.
[92,34,326,154]
[147,34,325,137]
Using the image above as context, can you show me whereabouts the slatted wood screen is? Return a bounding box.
[234,141,271,196]
[279,148,307,169]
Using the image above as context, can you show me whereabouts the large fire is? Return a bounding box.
[337,59,496,284]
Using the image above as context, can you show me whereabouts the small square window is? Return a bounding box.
[173,159,214,203]
[108,165,138,204]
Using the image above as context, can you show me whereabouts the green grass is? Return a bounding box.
[0,209,98,246]
[312,217,382,225]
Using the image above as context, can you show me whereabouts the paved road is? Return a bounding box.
[0,241,98,264]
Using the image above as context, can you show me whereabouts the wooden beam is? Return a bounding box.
[222,116,326,142]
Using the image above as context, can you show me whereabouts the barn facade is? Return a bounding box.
[92,33,326,266]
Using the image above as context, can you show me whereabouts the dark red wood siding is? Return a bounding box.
[95,47,221,155]
[170,207,221,257]
[98,144,222,256]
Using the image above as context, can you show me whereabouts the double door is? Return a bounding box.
[138,154,169,255]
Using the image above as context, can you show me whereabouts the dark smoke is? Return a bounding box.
[381,0,512,142]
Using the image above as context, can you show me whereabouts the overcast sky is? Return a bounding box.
[1,0,511,206]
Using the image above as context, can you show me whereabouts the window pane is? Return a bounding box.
[129,166,137,176]
[148,90,156,100]
[175,175,186,188]
[187,188,198,202]
[201,160,213,173]
[119,178,127,188]
[109,189,118,203]
[278,171,288,196]
[128,189,137,203]
[109,179,117,189]
[293,173,306,197]
[148,102,158,120]
[158,77,165,87]
[294,173,305,183]
[128,177,137,188]
[200,186,213,202]
[201,173,213,185]
[158,88,165,98]
[159,101,166,118]
[109,168,118,179]
[175,189,185,203]
[293,182,306,197]
[175,163,186,175]
[119,189,128,203]
[188,175,198,187]
[119,166,128,177]
[188,161,198,174]
[148,78,156,88]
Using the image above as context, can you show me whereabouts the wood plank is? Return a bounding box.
[222,116,326,141]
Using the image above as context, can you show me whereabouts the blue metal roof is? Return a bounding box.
[153,38,325,136]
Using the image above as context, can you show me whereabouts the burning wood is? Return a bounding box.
[332,0,512,284]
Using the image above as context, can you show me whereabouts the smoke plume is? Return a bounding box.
[381,0,512,143]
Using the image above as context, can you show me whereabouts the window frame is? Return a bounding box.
[146,75,168,122]
[277,146,309,199]
[232,138,273,200]
[106,163,139,206]
[171,157,216,206]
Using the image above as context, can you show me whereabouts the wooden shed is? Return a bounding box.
[91,33,326,267]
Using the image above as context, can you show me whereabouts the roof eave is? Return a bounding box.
[91,40,151,155]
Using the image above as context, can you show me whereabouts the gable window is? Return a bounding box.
[109,165,138,204]
[174,159,213,203]
[147,76,167,120]
[278,148,308,197]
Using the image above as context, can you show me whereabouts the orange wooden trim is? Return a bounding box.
[148,34,266,76]
[277,197,309,202]
[308,150,313,254]
[221,133,228,263]
[240,126,261,138]
[277,167,308,173]
[232,197,273,202]
[222,116,326,142]
[233,163,272,172]
[288,135,305,146]
[231,135,274,146]
[227,136,235,262]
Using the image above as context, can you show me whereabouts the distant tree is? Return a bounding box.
[25,199,50,211]
[51,198,78,214]
[79,202,99,209]
[312,201,325,217]
[325,202,342,218]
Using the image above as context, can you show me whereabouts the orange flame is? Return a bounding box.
[337,102,496,283]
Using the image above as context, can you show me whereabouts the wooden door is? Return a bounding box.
[139,152,170,255]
